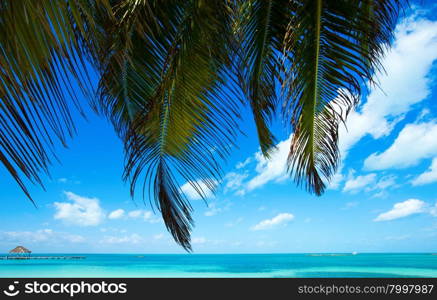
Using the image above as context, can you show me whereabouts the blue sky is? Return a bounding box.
[1,3,437,254]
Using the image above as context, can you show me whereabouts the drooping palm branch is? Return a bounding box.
[0,0,404,250]
[282,0,401,195]
[234,0,291,157]
[96,0,242,250]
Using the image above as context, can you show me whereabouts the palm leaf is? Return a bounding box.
[98,0,240,250]
[235,0,290,157]
[0,0,107,202]
[283,0,402,195]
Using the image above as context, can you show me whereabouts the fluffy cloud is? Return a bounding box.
[220,134,294,195]
[1,229,85,244]
[236,157,252,169]
[343,173,377,193]
[224,172,249,192]
[364,122,437,170]
[251,213,294,231]
[180,180,216,200]
[374,175,397,190]
[108,209,125,220]
[342,171,397,194]
[412,158,437,186]
[338,17,437,161]
[374,199,426,221]
[246,135,293,191]
[327,172,345,190]
[54,192,105,226]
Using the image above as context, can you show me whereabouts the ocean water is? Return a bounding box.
[0,253,436,278]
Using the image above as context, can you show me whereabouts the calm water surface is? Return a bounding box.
[0,253,436,277]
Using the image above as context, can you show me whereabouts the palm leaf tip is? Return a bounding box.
[155,162,193,251]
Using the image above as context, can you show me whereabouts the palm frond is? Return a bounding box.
[235,0,290,157]
[0,0,107,202]
[283,0,402,195]
[98,0,240,250]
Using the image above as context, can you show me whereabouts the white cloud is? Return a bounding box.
[54,191,105,226]
[338,16,437,162]
[246,135,293,191]
[365,121,437,170]
[236,157,252,169]
[58,178,68,183]
[100,234,143,245]
[343,172,377,193]
[374,199,426,221]
[341,169,396,194]
[180,180,216,200]
[374,175,397,190]
[224,172,249,192]
[108,209,125,220]
[1,229,85,244]
[412,158,437,186]
[327,171,344,190]
[251,213,294,231]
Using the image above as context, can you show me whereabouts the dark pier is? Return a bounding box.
[0,256,85,260]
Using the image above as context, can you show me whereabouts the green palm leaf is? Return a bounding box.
[98,0,240,250]
[283,0,401,195]
[235,0,290,157]
[0,0,106,201]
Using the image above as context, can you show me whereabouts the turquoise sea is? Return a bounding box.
[1,253,437,278]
